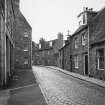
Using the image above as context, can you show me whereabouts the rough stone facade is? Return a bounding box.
[12,0,32,69]
[89,7,105,80]
[34,48,54,66]
[58,36,71,71]
[0,0,15,86]
[70,7,97,76]
[71,26,88,75]
[14,9,32,69]
[0,0,32,86]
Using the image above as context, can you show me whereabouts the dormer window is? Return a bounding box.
[78,12,87,26]
[78,7,89,26]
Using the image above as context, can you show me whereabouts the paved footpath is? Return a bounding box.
[0,69,47,105]
[47,66,105,88]
[33,66,105,105]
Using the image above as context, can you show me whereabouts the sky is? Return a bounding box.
[20,0,105,43]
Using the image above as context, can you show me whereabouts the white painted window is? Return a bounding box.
[49,41,52,47]
[82,33,87,46]
[97,49,104,70]
[24,48,28,51]
[39,44,41,49]
[24,60,28,65]
[74,38,79,48]
[78,12,87,26]
[74,56,79,68]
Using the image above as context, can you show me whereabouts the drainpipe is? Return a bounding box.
[31,30,32,68]
[88,24,90,76]
[4,0,7,84]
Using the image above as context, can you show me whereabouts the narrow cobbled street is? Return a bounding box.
[33,66,105,105]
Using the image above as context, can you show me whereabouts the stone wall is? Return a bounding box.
[71,27,88,75]
[14,11,32,69]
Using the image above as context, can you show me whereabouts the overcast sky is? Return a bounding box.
[20,0,105,43]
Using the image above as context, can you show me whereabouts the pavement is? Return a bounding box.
[46,66,105,88]
[0,69,47,105]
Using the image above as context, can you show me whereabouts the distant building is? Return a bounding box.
[32,41,39,64]
[58,36,72,71]
[33,47,54,66]
[32,33,63,66]
[13,0,32,69]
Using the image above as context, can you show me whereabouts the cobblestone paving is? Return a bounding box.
[33,66,105,105]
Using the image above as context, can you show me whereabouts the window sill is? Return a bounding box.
[75,47,78,49]
[97,69,104,71]
[75,67,79,69]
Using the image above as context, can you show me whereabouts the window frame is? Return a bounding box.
[49,41,52,47]
[74,37,79,48]
[82,33,87,46]
[24,59,28,65]
[74,55,79,69]
[96,48,104,70]
[24,48,28,52]
[24,32,28,37]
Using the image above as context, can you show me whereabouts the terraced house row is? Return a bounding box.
[0,0,32,87]
[32,33,63,66]
[58,7,105,80]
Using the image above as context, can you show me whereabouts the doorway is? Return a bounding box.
[84,54,88,75]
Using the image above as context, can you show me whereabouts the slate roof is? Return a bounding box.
[72,25,88,36]
[90,7,105,45]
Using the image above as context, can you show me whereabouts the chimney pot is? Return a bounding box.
[83,7,88,11]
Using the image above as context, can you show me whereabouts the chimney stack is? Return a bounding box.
[83,7,88,12]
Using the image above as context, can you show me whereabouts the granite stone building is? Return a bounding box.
[0,0,15,86]
[58,7,105,80]
[58,36,72,71]
[0,0,32,87]
[32,41,39,65]
[13,0,32,69]
[32,33,63,66]
[71,7,97,76]
[89,7,105,80]
[34,47,54,66]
